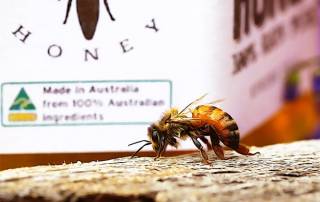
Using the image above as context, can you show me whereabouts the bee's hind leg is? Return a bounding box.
[234,144,260,156]
[189,135,210,164]
[208,127,231,160]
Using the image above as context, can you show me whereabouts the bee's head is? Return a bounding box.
[147,124,167,157]
[128,122,168,159]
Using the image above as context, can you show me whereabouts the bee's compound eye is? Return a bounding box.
[152,129,158,143]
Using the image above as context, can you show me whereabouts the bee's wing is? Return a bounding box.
[206,98,225,105]
[178,95,225,116]
[178,94,207,115]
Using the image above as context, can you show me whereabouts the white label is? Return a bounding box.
[2,80,171,126]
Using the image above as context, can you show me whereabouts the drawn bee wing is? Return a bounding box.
[77,0,99,40]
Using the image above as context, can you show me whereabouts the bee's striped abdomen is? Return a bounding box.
[192,105,240,149]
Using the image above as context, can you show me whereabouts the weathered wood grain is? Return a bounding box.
[0,140,319,202]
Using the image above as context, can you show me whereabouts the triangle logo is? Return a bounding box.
[8,88,37,122]
[9,88,36,111]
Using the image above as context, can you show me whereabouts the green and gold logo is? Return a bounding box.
[8,88,37,122]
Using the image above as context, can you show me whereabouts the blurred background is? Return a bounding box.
[0,0,320,170]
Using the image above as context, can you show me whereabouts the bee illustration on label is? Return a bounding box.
[129,95,259,164]
[63,0,116,40]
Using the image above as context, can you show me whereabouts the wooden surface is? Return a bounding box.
[0,151,193,171]
[0,140,319,202]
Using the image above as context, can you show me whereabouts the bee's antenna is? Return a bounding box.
[103,0,116,21]
[128,140,150,146]
[178,93,208,115]
[130,142,152,158]
[63,0,73,24]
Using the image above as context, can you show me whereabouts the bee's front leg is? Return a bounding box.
[154,143,168,161]
[154,149,161,161]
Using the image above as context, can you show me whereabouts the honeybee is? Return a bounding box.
[129,95,258,164]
